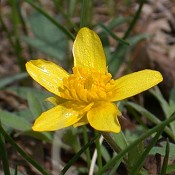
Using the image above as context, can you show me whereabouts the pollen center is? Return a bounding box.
[59,67,115,103]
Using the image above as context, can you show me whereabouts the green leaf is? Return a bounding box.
[0,110,32,131]
[150,141,175,159]
[0,73,28,89]
[27,91,43,120]
[166,163,175,174]
[23,130,52,142]
[130,128,163,175]
[109,34,150,75]
[101,145,111,162]
[0,124,50,175]
[63,128,81,153]
[128,141,144,172]
[150,88,175,136]
[15,109,34,123]
[25,0,74,40]
[97,112,175,174]
[7,87,50,101]
[23,12,68,61]
[111,131,128,150]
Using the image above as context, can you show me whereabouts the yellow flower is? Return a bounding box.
[26,27,163,133]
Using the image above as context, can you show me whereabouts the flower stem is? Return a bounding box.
[101,132,122,153]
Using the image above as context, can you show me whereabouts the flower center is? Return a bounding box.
[59,67,115,103]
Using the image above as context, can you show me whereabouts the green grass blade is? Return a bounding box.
[25,0,74,40]
[0,122,10,175]
[123,0,145,39]
[80,0,88,28]
[0,124,50,175]
[160,140,170,175]
[130,128,164,175]
[0,72,28,89]
[97,112,175,174]
[80,0,93,28]
[60,133,100,175]
[99,23,129,45]
[0,12,15,50]
[150,88,170,118]
[126,101,175,141]
[108,0,146,75]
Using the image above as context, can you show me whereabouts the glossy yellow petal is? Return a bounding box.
[111,70,163,101]
[87,102,121,133]
[73,27,107,73]
[32,102,83,131]
[73,116,88,127]
[45,97,58,106]
[26,59,69,96]
[45,96,66,106]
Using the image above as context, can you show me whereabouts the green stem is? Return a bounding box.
[101,132,122,153]
[0,125,50,175]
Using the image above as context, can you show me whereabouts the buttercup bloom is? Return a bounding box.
[26,27,163,133]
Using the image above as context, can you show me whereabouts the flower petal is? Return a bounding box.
[32,102,83,131]
[26,59,69,96]
[73,27,107,73]
[111,70,163,101]
[73,116,88,127]
[45,96,66,106]
[87,102,121,133]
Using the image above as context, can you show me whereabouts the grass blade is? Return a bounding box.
[0,122,10,175]
[0,124,50,175]
[99,23,129,45]
[160,140,170,175]
[60,133,100,175]
[97,112,175,174]
[25,0,74,40]
[130,128,164,175]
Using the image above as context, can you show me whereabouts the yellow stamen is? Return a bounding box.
[59,67,115,103]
